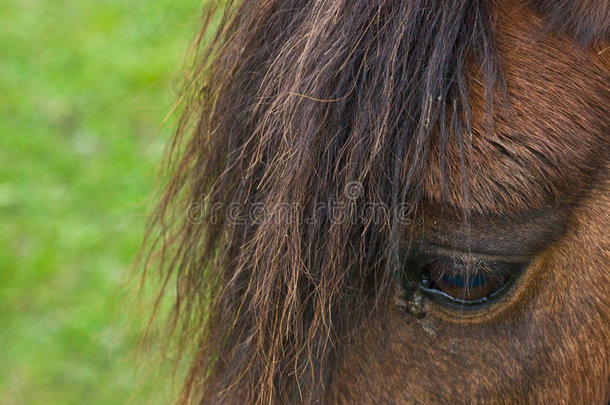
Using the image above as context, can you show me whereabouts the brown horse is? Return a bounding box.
[142,0,610,403]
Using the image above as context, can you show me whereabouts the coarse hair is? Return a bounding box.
[140,0,507,403]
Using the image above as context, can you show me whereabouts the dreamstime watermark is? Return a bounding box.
[186,181,414,226]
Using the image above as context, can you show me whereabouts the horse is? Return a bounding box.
[141,0,610,403]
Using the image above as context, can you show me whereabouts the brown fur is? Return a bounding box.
[140,0,610,403]
[528,0,610,45]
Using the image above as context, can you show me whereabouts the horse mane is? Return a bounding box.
[142,0,509,403]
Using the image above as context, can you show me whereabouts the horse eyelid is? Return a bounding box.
[416,244,532,264]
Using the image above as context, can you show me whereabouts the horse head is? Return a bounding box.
[143,0,609,403]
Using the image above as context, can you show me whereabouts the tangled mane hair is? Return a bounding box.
[142,0,510,402]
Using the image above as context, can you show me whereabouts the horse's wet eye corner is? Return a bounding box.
[397,252,529,315]
[394,283,428,318]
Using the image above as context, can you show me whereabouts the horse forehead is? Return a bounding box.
[422,2,610,215]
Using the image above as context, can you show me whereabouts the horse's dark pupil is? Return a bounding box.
[441,273,488,288]
[432,268,502,302]
[401,252,528,308]
[419,257,527,307]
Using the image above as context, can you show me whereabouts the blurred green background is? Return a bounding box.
[0,0,203,403]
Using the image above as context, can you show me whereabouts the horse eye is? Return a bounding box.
[415,256,527,307]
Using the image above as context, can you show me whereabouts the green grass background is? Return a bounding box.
[0,0,204,403]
